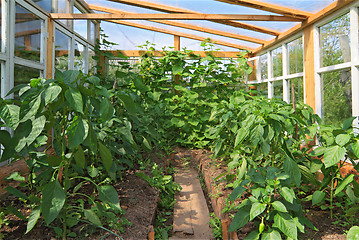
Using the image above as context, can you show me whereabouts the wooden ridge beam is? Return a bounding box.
[106,0,281,35]
[253,0,356,54]
[107,50,243,58]
[50,13,300,21]
[89,5,267,45]
[105,19,254,51]
[215,0,312,20]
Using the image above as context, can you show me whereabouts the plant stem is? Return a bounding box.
[330,176,334,219]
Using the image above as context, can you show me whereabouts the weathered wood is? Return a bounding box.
[89,4,267,45]
[46,18,54,79]
[215,0,311,20]
[50,13,299,21]
[107,0,281,35]
[221,219,229,240]
[148,225,155,240]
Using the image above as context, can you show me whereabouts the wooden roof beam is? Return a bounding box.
[89,5,267,45]
[102,19,255,51]
[215,0,312,20]
[107,50,243,58]
[106,0,281,36]
[50,13,300,21]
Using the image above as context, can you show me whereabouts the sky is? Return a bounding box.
[85,0,337,51]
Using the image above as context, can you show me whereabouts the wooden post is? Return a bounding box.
[148,225,155,240]
[174,35,180,51]
[221,218,229,240]
[24,35,31,51]
[303,25,316,111]
[46,18,54,79]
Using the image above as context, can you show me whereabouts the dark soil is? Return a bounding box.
[1,170,159,240]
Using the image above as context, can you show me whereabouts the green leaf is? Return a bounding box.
[283,155,301,187]
[63,70,80,84]
[272,201,287,212]
[323,145,346,168]
[43,85,62,105]
[26,206,41,234]
[351,140,359,158]
[7,206,27,221]
[6,186,27,199]
[312,191,325,206]
[20,95,41,123]
[343,117,356,130]
[118,93,136,115]
[251,125,264,145]
[98,142,113,172]
[99,98,114,121]
[74,146,86,169]
[298,164,319,186]
[41,180,66,225]
[249,202,266,221]
[171,117,185,128]
[228,205,251,232]
[335,174,354,196]
[235,128,249,147]
[0,104,20,129]
[273,212,297,239]
[65,87,83,114]
[84,209,102,226]
[244,231,260,240]
[172,65,183,75]
[280,187,295,204]
[67,117,89,149]
[238,159,247,181]
[98,185,121,210]
[335,134,351,147]
[142,136,152,150]
[5,172,25,182]
[347,226,359,240]
[25,115,46,146]
[262,230,281,240]
[230,186,246,201]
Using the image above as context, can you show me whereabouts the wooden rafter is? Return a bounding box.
[89,4,267,45]
[215,0,312,20]
[106,0,281,35]
[15,29,41,38]
[104,19,255,51]
[50,13,300,21]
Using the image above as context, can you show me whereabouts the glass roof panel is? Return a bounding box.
[85,0,338,52]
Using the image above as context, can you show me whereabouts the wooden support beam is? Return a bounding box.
[46,18,54,79]
[15,28,41,38]
[107,50,243,58]
[89,5,267,45]
[105,19,254,51]
[254,0,356,54]
[303,26,315,110]
[215,0,311,20]
[174,35,180,51]
[107,0,281,35]
[50,13,300,21]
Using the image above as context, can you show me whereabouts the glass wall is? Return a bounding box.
[74,41,85,71]
[73,6,87,39]
[260,54,267,80]
[288,38,303,74]
[272,47,283,78]
[273,81,283,100]
[290,77,304,103]
[15,4,42,62]
[320,13,350,67]
[55,29,71,71]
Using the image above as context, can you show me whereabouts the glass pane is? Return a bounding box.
[320,13,350,67]
[273,81,283,100]
[34,0,67,13]
[288,38,303,74]
[55,29,70,71]
[272,47,283,78]
[0,1,2,49]
[74,41,85,72]
[74,7,87,39]
[88,48,96,75]
[14,65,41,100]
[260,54,267,80]
[258,82,267,97]
[90,21,96,43]
[322,70,352,126]
[290,77,304,103]
[15,4,42,62]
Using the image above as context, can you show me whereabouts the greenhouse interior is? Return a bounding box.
[2,0,359,239]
